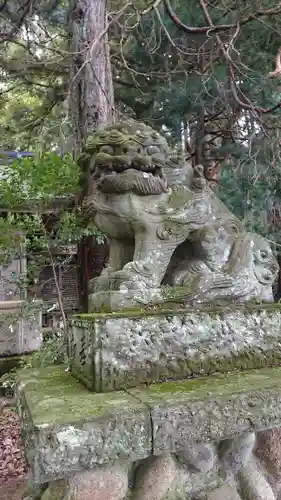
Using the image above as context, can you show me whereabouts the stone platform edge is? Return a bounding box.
[16,365,281,483]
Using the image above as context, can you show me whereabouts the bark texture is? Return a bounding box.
[69,0,114,153]
[69,0,114,311]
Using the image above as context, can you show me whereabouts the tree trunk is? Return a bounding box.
[69,0,114,154]
[68,0,114,311]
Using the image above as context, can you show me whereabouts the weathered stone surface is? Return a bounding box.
[0,300,42,356]
[255,428,281,479]
[129,368,281,455]
[41,480,66,500]
[16,365,281,486]
[70,304,281,392]
[36,467,128,500]
[207,484,241,500]
[16,367,151,483]
[176,442,216,473]
[219,433,255,478]
[68,466,128,500]
[237,457,276,500]
[82,121,278,310]
[133,455,177,500]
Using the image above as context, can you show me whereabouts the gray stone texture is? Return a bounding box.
[16,365,281,486]
[70,304,281,392]
[40,467,129,500]
[129,369,281,456]
[207,484,241,500]
[0,300,42,355]
[16,367,151,483]
[237,457,276,500]
[133,455,176,500]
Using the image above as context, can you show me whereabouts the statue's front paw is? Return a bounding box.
[90,268,114,292]
[107,269,143,291]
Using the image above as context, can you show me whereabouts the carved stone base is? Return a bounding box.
[70,304,281,392]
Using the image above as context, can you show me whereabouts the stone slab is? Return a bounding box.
[16,365,281,484]
[129,367,281,455]
[16,366,151,483]
[69,303,281,392]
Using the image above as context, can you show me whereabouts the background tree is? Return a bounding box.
[1,0,281,301]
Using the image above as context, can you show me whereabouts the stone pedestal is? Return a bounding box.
[69,303,281,392]
[15,303,281,500]
[16,365,281,500]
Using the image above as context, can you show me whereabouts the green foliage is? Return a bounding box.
[219,158,281,241]
[56,211,105,244]
[0,151,104,302]
[0,336,69,392]
[0,153,79,204]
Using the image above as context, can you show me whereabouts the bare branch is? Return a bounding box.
[199,0,281,115]
[0,0,37,43]
[163,0,281,35]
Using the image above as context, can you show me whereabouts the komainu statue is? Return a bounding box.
[82,120,278,310]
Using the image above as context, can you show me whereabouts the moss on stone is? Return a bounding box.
[129,366,281,402]
[16,366,148,426]
[71,302,281,392]
[17,365,281,426]
[73,299,281,322]
[18,365,281,483]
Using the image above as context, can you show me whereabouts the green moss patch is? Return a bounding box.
[17,365,281,432]
[73,299,281,321]
[16,365,281,482]
[130,366,281,403]
[16,366,148,426]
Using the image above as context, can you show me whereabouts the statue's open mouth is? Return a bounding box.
[94,164,168,195]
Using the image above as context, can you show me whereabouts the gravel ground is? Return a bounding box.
[0,399,28,499]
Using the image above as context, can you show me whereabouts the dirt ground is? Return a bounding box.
[0,398,28,500]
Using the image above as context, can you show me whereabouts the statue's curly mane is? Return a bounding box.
[81,120,194,197]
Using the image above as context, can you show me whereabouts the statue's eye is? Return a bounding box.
[147,145,160,155]
[99,145,114,154]
[260,250,268,259]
